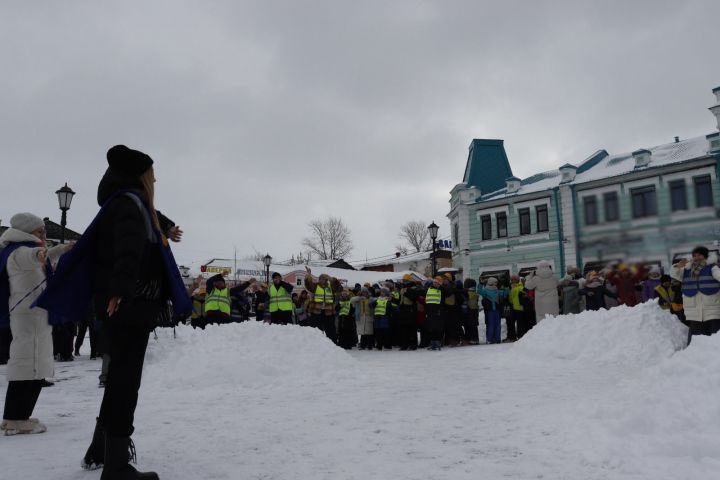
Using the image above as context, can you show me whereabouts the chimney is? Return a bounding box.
[395,252,401,258]
[558,163,577,183]
[505,176,521,194]
[674,136,679,143]
[632,149,652,168]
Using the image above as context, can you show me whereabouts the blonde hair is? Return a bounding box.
[139,167,165,240]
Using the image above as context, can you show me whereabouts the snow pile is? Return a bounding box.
[143,322,361,391]
[582,334,720,478]
[513,301,688,366]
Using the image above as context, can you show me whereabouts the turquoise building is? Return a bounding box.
[448,87,720,281]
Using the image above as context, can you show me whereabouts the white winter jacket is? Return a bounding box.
[524,261,560,322]
[351,296,374,335]
[670,264,720,322]
[1,228,67,381]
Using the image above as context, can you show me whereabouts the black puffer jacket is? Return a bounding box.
[93,167,169,324]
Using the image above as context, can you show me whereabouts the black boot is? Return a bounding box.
[101,436,159,480]
[81,418,105,470]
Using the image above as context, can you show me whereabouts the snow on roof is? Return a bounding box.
[203,260,425,286]
[476,135,712,202]
[354,250,432,268]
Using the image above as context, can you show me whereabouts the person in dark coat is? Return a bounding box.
[397,276,421,350]
[580,271,617,311]
[463,278,480,345]
[424,277,445,350]
[441,275,462,346]
[81,145,175,480]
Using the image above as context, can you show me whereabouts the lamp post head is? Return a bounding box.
[427,221,439,241]
[56,183,75,211]
[263,254,272,267]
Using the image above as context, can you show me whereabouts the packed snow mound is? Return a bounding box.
[513,301,688,366]
[583,334,720,478]
[143,322,361,390]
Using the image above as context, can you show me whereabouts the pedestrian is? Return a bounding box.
[75,145,187,479]
[579,271,616,311]
[463,278,480,345]
[253,283,269,322]
[336,290,356,349]
[424,277,445,350]
[1,213,70,435]
[671,246,720,344]
[189,287,207,329]
[524,260,559,322]
[351,287,374,349]
[397,275,421,350]
[268,272,294,325]
[441,274,461,347]
[371,287,393,350]
[654,275,674,311]
[477,277,507,344]
[75,303,99,358]
[294,290,309,326]
[508,275,528,339]
[560,275,582,315]
[304,267,341,343]
[606,263,646,307]
[204,274,232,325]
[641,266,663,303]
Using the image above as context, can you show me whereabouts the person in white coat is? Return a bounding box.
[524,260,560,323]
[0,213,69,435]
[670,246,720,344]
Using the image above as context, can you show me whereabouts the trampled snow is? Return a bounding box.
[2,302,718,479]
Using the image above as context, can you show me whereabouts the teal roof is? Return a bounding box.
[462,139,514,193]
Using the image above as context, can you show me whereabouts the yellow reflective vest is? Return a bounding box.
[338,300,352,316]
[269,284,293,312]
[375,297,389,316]
[425,287,441,305]
[204,288,231,315]
[314,285,334,305]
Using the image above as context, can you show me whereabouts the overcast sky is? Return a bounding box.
[1,0,718,269]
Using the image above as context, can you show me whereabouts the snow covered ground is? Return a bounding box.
[2,301,718,480]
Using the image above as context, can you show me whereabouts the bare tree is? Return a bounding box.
[302,216,353,260]
[398,220,432,253]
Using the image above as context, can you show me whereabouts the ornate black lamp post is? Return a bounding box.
[55,183,75,244]
[427,221,439,277]
[263,254,272,285]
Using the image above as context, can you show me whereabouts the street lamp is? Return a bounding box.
[427,221,439,277]
[263,254,272,285]
[55,183,75,244]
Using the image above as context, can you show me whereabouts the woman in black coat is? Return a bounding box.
[82,145,171,480]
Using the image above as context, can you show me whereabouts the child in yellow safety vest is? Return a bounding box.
[336,290,356,350]
[370,287,393,350]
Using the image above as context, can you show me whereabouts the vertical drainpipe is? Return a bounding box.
[552,187,565,275]
[571,184,583,270]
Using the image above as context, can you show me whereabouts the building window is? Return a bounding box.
[603,192,619,222]
[519,208,531,235]
[583,197,598,226]
[296,277,303,286]
[694,175,714,207]
[453,223,459,247]
[481,215,492,240]
[536,205,549,232]
[630,185,657,218]
[496,212,507,238]
[668,180,687,211]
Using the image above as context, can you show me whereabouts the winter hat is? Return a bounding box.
[487,277,498,286]
[402,273,413,281]
[510,275,520,283]
[10,212,45,234]
[648,266,662,278]
[660,274,671,283]
[271,272,281,279]
[380,287,390,295]
[360,287,370,296]
[107,145,153,177]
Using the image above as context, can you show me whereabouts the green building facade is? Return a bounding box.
[448,87,720,281]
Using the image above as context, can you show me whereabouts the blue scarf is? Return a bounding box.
[33,190,192,321]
